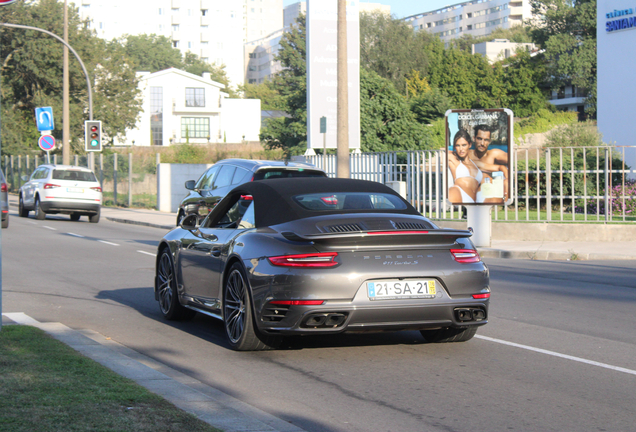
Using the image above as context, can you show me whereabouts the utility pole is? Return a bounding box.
[336,0,349,178]
[63,0,70,165]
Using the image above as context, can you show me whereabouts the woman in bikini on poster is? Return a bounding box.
[448,129,484,204]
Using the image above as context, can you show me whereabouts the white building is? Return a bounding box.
[78,0,283,88]
[404,0,533,43]
[120,68,261,147]
[597,0,636,147]
[283,1,390,28]
[472,38,536,63]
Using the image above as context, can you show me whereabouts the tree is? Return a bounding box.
[409,88,452,125]
[360,11,436,94]
[359,69,432,152]
[500,49,550,117]
[0,0,142,153]
[260,15,308,156]
[239,81,286,111]
[529,0,597,115]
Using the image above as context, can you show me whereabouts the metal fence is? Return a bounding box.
[5,145,636,222]
[300,145,636,223]
[2,153,159,209]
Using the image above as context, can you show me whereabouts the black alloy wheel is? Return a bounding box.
[34,196,46,220]
[223,263,280,351]
[156,248,194,320]
[18,195,29,218]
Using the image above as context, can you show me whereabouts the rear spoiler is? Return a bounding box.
[281,229,472,248]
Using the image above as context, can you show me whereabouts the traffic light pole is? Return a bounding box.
[0,23,93,121]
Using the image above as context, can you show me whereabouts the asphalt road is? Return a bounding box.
[2,211,636,432]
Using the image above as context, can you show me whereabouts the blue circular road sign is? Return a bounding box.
[38,134,56,151]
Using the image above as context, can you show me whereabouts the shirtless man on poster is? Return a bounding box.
[469,124,509,203]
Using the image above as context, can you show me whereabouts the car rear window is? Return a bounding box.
[253,169,326,181]
[52,170,97,182]
[293,192,407,211]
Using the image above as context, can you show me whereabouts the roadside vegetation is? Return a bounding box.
[0,325,220,432]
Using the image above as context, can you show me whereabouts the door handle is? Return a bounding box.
[211,248,221,257]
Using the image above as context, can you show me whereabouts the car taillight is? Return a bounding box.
[269,300,325,305]
[44,183,60,189]
[320,195,338,205]
[0,183,6,192]
[472,293,490,299]
[450,249,481,263]
[268,252,339,267]
[91,186,102,192]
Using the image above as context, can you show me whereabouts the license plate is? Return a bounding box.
[67,187,84,193]
[367,280,436,300]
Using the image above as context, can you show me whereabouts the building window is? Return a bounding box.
[201,9,208,16]
[150,87,163,146]
[185,88,205,107]
[181,118,210,138]
[173,41,179,48]
[159,8,162,15]
[172,24,179,31]
[201,25,208,29]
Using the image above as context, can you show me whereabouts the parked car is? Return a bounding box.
[155,177,490,351]
[1,168,8,229]
[19,164,102,223]
[176,159,326,225]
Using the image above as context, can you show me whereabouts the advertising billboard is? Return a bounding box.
[445,109,513,206]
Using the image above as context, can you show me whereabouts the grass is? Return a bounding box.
[424,208,636,223]
[0,325,221,432]
[102,192,157,209]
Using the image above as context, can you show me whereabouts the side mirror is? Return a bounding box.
[21,175,29,182]
[180,213,199,230]
[185,180,196,190]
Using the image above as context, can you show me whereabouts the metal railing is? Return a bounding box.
[5,145,635,222]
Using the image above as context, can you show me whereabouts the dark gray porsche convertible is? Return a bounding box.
[155,177,490,351]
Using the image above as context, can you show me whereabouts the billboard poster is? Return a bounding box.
[445,109,513,206]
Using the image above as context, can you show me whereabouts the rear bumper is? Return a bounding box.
[257,299,489,336]
[40,200,100,214]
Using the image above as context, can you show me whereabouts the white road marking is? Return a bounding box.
[67,233,85,238]
[98,240,119,246]
[43,226,56,230]
[137,250,155,257]
[476,335,636,376]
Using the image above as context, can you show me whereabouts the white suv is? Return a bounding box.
[19,164,102,223]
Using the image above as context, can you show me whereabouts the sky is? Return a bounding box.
[281,1,458,19]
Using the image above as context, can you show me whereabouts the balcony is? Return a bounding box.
[200,15,210,26]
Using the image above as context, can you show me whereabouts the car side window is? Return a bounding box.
[213,165,236,190]
[195,166,219,190]
[204,196,254,229]
[232,167,251,185]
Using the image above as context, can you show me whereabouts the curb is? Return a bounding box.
[104,216,173,231]
[2,313,306,432]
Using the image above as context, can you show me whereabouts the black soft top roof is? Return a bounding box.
[221,177,420,227]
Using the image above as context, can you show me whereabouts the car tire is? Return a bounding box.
[34,196,46,220]
[70,213,81,221]
[89,209,100,223]
[420,326,477,343]
[223,263,281,351]
[18,195,29,218]
[156,248,195,321]
[2,216,8,229]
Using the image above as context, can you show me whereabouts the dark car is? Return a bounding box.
[176,159,326,225]
[155,178,490,351]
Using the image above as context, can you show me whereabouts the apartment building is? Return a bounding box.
[404,0,533,43]
[78,0,283,88]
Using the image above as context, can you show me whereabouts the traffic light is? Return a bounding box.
[84,120,102,152]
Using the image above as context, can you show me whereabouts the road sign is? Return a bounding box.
[35,107,54,131]
[38,134,56,151]
[320,116,327,134]
[0,0,19,5]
